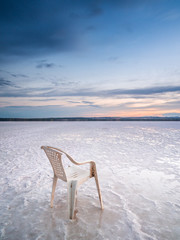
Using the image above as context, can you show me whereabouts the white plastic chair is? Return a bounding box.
[41,146,104,219]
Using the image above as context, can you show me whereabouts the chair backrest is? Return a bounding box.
[41,146,67,181]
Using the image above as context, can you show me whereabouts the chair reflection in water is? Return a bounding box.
[41,146,104,219]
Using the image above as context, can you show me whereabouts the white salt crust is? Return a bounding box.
[0,121,180,240]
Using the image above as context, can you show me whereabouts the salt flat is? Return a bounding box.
[0,121,180,240]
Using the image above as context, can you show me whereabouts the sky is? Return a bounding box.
[0,0,180,118]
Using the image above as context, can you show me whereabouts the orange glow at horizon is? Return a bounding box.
[85,109,180,118]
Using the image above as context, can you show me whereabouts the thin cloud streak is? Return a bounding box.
[0,85,180,98]
[35,85,180,98]
[105,86,180,96]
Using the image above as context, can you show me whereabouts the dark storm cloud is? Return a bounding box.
[0,0,148,61]
[0,77,13,86]
[85,25,96,31]
[36,60,63,69]
[36,62,55,69]
[10,73,28,78]
[108,56,119,62]
[88,6,103,17]
[0,69,28,78]
[0,0,78,59]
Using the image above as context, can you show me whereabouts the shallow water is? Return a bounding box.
[0,121,180,240]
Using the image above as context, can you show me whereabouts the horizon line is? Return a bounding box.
[0,116,180,121]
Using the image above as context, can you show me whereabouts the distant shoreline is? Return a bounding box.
[0,117,180,121]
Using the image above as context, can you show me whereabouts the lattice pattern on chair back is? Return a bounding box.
[42,146,67,181]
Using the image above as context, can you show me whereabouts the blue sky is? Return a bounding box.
[0,0,180,118]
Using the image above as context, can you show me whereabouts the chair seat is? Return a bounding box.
[65,166,91,183]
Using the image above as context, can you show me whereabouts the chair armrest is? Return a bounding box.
[73,160,94,166]
[72,160,96,178]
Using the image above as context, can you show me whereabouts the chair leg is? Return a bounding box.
[94,170,104,210]
[51,175,57,208]
[67,180,78,219]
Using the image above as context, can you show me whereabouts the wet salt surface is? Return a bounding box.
[0,121,180,240]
